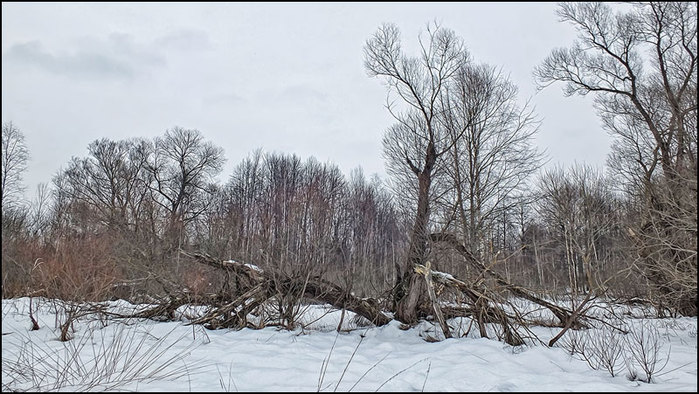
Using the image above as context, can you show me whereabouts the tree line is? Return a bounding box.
[1,2,695,320]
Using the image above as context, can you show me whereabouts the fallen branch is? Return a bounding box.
[180,251,391,327]
[414,263,525,346]
[430,232,581,328]
[417,262,451,339]
[548,291,595,347]
[187,283,269,329]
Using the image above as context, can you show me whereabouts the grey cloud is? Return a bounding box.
[154,29,212,51]
[5,40,135,79]
[2,30,196,81]
[106,33,167,67]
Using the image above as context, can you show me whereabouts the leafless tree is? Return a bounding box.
[340,168,405,295]
[437,62,544,263]
[146,127,225,259]
[1,122,31,297]
[1,122,29,211]
[535,2,697,315]
[45,130,224,297]
[60,138,150,232]
[225,148,264,259]
[365,22,469,323]
[27,182,52,239]
[536,164,619,297]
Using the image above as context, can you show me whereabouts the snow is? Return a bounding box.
[222,259,263,273]
[2,297,697,392]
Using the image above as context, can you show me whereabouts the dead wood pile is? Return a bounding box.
[135,251,391,329]
[128,243,587,347]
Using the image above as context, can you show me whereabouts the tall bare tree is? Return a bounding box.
[365,22,469,323]
[437,62,543,262]
[535,2,697,315]
[1,122,29,211]
[146,127,225,254]
[1,122,30,297]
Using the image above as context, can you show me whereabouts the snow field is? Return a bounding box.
[2,297,696,392]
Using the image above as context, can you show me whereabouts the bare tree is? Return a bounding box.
[1,122,32,297]
[535,2,697,315]
[535,2,697,181]
[60,138,150,232]
[27,182,52,239]
[365,22,469,323]
[146,127,225,256]
[536,164,619,296]
[437,62,544,263]
[1,122,29,211]
[225,148,264,259]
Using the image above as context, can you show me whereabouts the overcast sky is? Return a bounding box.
[2,2,611,199]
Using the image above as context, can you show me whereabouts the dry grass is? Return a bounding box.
[1,318,210,392]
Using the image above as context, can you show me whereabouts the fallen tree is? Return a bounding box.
[124,246,593,347]
[162,251,392,328]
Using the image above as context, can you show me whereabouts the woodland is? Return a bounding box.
[1,2,696,350]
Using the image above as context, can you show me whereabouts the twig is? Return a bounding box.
[334,335,364,391]
[374,358,428,392]
[421,361,431,392]
[348,353,391,392]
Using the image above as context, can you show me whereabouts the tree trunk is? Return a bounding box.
[394,143,437,324]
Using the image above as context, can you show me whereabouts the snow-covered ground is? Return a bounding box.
[2,297,697,392]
